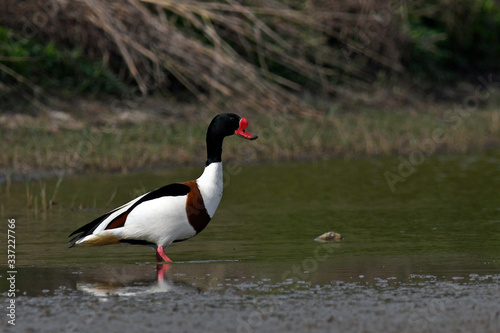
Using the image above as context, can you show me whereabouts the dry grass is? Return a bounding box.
[1,0,403,116]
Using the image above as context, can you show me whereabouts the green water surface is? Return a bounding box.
[1,153,500,294]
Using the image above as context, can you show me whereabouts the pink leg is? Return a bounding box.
[156,263,171,281]
[156,246,173,263]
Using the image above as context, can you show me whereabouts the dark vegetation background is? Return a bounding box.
[0,0,499,173]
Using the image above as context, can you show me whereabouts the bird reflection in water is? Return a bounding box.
[76,263,189,297]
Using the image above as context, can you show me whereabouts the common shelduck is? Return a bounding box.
[68,113,258,262]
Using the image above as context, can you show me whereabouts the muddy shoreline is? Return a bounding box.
[4,274,500,333]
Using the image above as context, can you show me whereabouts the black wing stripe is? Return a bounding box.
[123,183,190,215]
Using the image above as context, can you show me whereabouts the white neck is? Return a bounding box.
[196,162,223,217]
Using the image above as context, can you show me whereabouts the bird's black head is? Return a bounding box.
[205,113,258,165]
[208,113,258,140]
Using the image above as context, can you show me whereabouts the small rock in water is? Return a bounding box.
[314,231,343,242]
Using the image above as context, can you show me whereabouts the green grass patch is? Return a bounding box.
[1,105,499,176]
